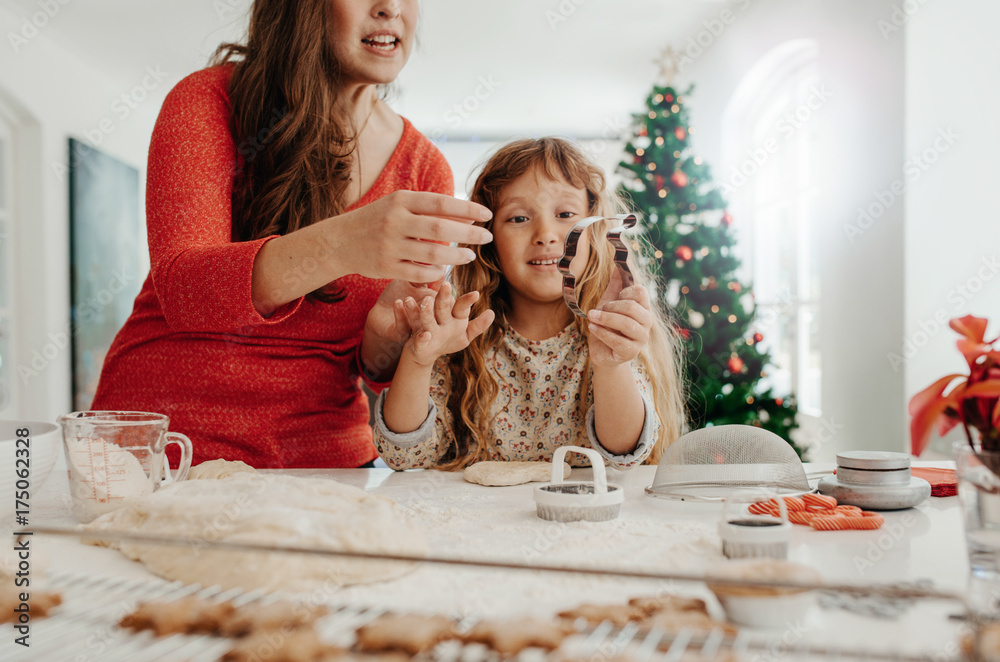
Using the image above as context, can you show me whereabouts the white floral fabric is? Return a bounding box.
[374,323,660,470]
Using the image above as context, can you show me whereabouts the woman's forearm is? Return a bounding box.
[251,215,354,316]
[592,362,646,455]
[382,354,436,433]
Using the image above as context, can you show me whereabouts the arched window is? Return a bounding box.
[722,40,822,417]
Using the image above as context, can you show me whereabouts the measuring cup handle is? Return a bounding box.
[160,432,192,485]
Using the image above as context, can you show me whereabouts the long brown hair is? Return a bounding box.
[437,138,686,469]
[211,0,361,302]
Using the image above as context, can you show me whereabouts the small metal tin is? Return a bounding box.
[836,451,911,471]
[837,466,912,487]
[818,450,930,510]
[817,475,930,510]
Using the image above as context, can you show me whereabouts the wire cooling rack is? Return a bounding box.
[0,568,970,662]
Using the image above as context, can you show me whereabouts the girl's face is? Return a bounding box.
[492,167,591,318]
[328,0,417,87]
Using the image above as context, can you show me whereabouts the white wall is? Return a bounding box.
[0,4,165,425]
[904,0,1000,457]
[658,0,906,461]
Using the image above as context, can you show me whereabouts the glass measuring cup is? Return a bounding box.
[58,411,193,523]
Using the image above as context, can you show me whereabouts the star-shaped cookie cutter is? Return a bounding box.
[558,213,638,318]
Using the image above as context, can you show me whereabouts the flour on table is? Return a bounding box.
[464,461,570,486]
[83,472,428,593]
[66,436,153,523]
[334,495,724,618]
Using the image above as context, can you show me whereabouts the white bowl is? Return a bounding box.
[0,420,61,528]
[707,559,822,629]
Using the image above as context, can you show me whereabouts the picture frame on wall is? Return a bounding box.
[68,138,141,411]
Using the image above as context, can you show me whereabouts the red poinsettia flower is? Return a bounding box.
[909,315,1000,456]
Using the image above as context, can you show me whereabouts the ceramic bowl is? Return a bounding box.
[707,559,822,628]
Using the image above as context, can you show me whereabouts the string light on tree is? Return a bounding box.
[616,45,801,454]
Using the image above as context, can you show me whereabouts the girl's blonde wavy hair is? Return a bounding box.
[437,138,686,470]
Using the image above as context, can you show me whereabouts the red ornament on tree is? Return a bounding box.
[665,94,674,103]
[654,175,665,190]
[728,356,745,373]
[728,282,742,293]
[639,125,648,137]
[670,170,689,188]
[675,246,693,261]
[676,326,691,340]
[674,127,687,141]
[722,211,734,227]
[753,332,764,343]
[775,398,784,406]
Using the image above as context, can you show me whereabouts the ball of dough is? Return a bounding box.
[463,461,571,487]
[188,459,256,480]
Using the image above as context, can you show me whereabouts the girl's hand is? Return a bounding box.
[586,281,653,368]
[401,283,495,367]
[366,279,441,347]
[342,191,494,284]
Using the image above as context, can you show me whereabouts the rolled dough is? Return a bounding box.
[83,472,427,593]
[463,461,571,486]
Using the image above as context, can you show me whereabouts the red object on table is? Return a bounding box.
[910,467,958,497]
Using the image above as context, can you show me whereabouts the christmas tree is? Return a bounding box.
[617,49,803,456]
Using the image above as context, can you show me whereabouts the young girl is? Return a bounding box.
[374,138,685,469]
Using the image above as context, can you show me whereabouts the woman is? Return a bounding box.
[91,0,493,469]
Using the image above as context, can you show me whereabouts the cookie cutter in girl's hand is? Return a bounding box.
[558,213,638,317]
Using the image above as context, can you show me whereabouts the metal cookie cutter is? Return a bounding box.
[558,213,638,317]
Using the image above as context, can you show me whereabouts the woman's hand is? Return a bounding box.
[253,191,491,315]
[586,280,653,368]
[401,283,495,367]
[341,190,493,284]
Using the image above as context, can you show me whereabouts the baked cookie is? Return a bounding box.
[223,627,331,662]
[464,617,574,655]
[628,595,708,616]
[645,609,737,638]
[557,603,647,627]
[120,597,235,636]
[355,613,457,655]
[220,600,327,637]
[0,587,61,623]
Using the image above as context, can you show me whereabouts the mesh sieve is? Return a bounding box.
[645,424,810,501]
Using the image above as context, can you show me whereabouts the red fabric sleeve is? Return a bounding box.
[145,67,302,333]
[419,146,455,197]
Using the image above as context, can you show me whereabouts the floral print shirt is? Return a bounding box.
[374,323,660,470]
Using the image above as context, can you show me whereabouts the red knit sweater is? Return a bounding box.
[91,66,454,468]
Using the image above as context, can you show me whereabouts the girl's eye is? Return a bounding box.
[558,212,577,219]
[506,216,529,224]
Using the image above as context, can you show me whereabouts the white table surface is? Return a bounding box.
[5,461,976,659]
